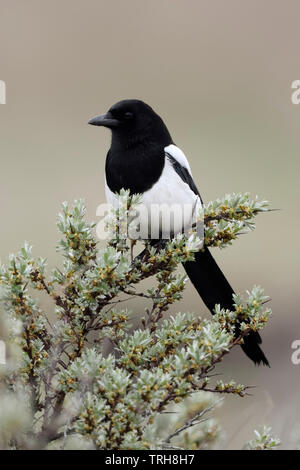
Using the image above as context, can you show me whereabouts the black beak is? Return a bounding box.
[88,111,120,128]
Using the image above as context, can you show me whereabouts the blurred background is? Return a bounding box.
[0,0,299,449]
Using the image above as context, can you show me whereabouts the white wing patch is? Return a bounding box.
[164,144,192,176]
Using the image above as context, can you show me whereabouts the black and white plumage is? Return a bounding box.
[105,143,202,239]
[89,99,269,366]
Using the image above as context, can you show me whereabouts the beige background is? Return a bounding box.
[0,0,299,448]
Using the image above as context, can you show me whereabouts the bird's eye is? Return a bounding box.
[124,112,133,120]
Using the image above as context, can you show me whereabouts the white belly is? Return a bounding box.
[105,157,202,240]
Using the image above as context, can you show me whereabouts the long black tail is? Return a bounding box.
[183,248,269,366]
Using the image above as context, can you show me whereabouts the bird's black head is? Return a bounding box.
[88,99,172,149]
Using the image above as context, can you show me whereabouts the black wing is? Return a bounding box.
[165,151,203,204]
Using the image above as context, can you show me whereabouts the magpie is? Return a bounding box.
[88,99,269,366]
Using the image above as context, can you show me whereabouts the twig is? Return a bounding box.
[163,398,224,445]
